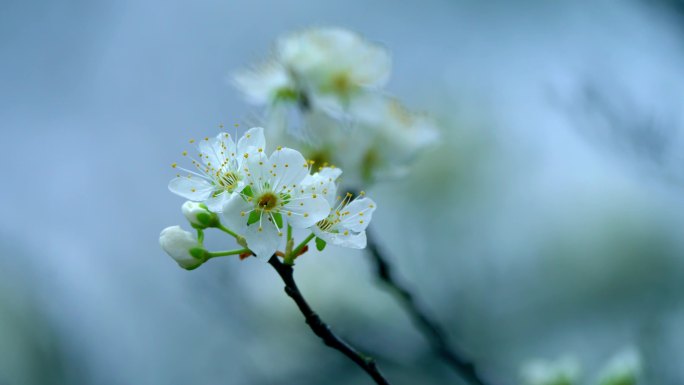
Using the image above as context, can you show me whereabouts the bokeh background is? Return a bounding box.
[2,0,684,384]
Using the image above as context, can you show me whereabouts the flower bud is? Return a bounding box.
[159,226,206,270]
[182,201,218,228]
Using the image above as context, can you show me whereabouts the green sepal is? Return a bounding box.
[315,237,327,251]
[196,212,212,226]
[272,212,284,228]
[247,210,261,226]
[242,185,254,198]
[189,247,208,260]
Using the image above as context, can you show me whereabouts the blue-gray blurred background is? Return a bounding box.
[2,1,684,384]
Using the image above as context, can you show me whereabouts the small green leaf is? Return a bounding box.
[315,237,327,251]
[242,185,254,198]
[272,212,283,228]
[247,210,261,226]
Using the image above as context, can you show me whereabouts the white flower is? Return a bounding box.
[233,61,296,105]
[351,95,440,181]
[181,201,217,228]
[221,147,330,259]
[595,349,641,385]
[159,226,205,270]
[278,27,391,100]
[274,95,440,185]
[301,167,376,249]
[234,27,391,114]
[168,127,265,212]
[521,357,580,385]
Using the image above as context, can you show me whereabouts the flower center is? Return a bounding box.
[316,216,338,232]
[257,192,279,211]
[217,171,239,191]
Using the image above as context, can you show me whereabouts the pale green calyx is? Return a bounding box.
[182,201,219,228]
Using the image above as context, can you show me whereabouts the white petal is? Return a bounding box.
[198,137,220,169]
[233,61,292,105]
[220,194,252,233]
[284,196,330,228]
[204,191,230,213]
[318,167,342,181]
[313,227,366,249]
[237,127,266,156]
[270,147,310,191]
[244,151,270,191]
[244,215,283,260]
[339,197,376,232]
[168,177,214,201]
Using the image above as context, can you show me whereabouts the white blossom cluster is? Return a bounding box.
[160,127,376,269]
[521,349,641,385]
[233,27,439,186]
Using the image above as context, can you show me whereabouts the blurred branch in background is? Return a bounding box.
[267,255,392,385]
[365,228,492,385]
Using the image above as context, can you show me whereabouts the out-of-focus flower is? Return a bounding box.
[159,226,206,270]
[181,201,218,228]
[221,147,330,259]
[301,167,376,249]
[594,349,641,385]
[278,27,391,113]
[234,27,391,115]
[233,61,296,106]
[276,96,439,186]
[168,127,265,212]
[521,357,580,385]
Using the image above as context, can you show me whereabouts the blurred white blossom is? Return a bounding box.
[594,349,641,385]
[521,356,580,385]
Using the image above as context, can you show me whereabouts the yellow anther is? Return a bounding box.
[243,153,249,158]
[191,188,196,192]
[276,146,282,150]
[171,163,177,168]
[303,213,309,218]
[258,148,263,153]
[182,151,187,156]
[189,139,195,143]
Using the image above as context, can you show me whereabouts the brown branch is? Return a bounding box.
[267,255,392,385]
[365,229,492,385]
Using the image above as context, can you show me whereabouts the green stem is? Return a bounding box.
[207,248,250,258]
[217,224,239,239]
[287,233,315,264]
[197,229,205,245]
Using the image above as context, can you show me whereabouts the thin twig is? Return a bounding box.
[267,255,392,385]
[365,229,491,385]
